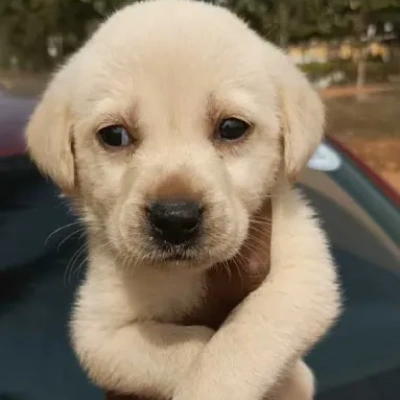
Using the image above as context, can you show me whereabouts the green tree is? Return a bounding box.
[0,0,135,71]
[225,0,278,41]
[225,0,331,46]
[314,0,400,97]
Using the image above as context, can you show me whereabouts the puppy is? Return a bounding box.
[25,1,341,400]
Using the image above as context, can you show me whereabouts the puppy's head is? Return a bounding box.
[26,0,324,269]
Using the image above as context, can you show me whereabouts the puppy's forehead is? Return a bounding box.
[75,0,273,112]
[93,0,262,60]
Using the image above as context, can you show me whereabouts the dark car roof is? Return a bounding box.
[0,87,37,156]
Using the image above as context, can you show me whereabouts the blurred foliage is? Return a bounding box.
[1,0,400,71]
[228,0,400,42]
[224,0,278,41]
[0,0,131,70]
[301,60,400,83]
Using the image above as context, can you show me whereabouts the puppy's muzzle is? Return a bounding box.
[147,200,203,245]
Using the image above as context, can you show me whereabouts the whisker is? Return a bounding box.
[45,221,81,246]
[64,243,88,285]
[57,229,86,252]
[72,255,89,281]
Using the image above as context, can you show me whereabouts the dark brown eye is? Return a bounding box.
[98,125,132,147]
[217,118,249,141]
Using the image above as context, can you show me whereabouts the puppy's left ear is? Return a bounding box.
[273,48,325,180]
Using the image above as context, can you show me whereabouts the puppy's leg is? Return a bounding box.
[270,360,314,400]
[71,276,213,399]
[172,184,341,400]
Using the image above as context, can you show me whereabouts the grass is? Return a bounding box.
[324,87,400,138]
[323,86,400,193]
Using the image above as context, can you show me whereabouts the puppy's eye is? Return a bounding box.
[98,125,132,147]
[216,118,249,141]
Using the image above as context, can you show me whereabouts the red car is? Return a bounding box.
[0,86,399,400]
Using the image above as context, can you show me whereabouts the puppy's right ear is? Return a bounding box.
[271,46,325,181]
[26,67,75,192]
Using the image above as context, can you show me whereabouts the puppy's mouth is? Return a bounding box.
[151,242,199,263]
[144,235,241,268]
[163,252,193,262]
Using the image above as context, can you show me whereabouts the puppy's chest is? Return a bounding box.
[127,260,270,328]
[182,262,270,329]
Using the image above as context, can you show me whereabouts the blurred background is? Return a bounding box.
[1,0,399,192]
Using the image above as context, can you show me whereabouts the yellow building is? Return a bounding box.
[288,39,391,64]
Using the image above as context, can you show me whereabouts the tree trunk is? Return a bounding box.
[354,5,368,101]
[356,47,367,101]
[278,0,289,49]
[0,26,9,69]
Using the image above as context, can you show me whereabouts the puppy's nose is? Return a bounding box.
[147,200,202,245]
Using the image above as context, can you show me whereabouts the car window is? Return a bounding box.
[0,157,101,400]
[301,153,400,400]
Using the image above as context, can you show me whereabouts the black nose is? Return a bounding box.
[147,200,202,245]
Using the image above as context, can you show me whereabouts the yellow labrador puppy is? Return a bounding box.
[26,1,341,399]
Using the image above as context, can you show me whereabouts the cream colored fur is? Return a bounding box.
[25,1,341,399]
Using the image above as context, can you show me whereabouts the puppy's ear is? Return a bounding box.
[274,50,325,180]
[26,67,75,192]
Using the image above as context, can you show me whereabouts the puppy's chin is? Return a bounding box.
[130,249,229,271]
[148,257,211,271]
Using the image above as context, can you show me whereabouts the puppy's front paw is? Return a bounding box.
[271,360,314,400]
